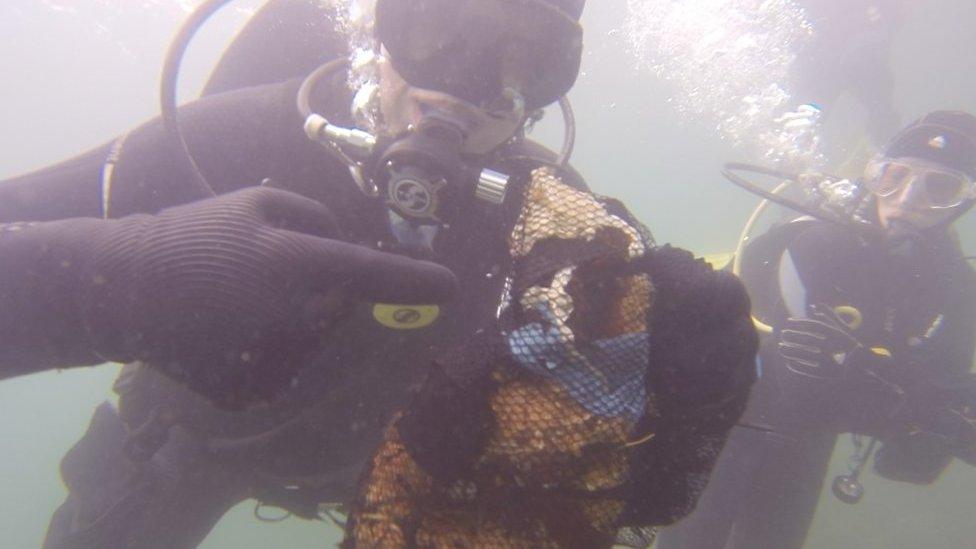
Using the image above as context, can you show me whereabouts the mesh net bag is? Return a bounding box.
[344,168,758,547]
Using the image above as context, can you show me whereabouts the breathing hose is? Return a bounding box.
[160,0,243,199]
[556,96,576,166]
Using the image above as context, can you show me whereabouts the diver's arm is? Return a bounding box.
[102,79,320,216]
[0,78,326,222]
[1,0,351,224]
[874,284,976,481]
[0,218,108,376]
[0,144,108,223]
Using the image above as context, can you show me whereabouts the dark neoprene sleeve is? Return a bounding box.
[0,218,110,376]
[0,146,107,222]
[0,78,338,224]
[0,82,303,373]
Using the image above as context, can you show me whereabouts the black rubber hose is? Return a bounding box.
[160,0,243,199]
[722,162,879,238]
[721,162,827,219]
[556,96,576,167]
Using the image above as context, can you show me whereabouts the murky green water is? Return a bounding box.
[1,1,973,547]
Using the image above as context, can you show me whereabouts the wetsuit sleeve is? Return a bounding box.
[0,78,326,222]
[874,263,976,482]
[0,219,110,377]
[788,224,976,482]
[93,79,323,217]
[0,146,108,222]
[1,0,350,224]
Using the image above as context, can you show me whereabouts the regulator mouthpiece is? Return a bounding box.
[375,111,511,226]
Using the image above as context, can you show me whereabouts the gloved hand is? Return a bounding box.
[775,304,901,431]
[76,187,457,408]
[777,304,880,380]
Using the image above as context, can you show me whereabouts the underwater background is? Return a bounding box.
[0,1,973,547]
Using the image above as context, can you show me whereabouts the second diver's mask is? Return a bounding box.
[866,111,976,237]
[863,157,976,210]
[862,156,975,254]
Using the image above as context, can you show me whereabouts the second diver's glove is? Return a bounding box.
[776,304,886,380]
[774,304,900,431]
[74,187,458,407]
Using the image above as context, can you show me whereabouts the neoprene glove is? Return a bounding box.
[0,187,457,408]
[777,304,875,380]
[774,304,903,430]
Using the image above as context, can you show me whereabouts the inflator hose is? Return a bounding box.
[160,0,242,199]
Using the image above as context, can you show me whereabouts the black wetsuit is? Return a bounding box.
[0,3,609,547]
[0,2,764,546]
[0,5,450,548]
[657,219,976,549]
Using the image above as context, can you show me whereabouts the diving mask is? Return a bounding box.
[374,0,583,111]
[864,157,976,210]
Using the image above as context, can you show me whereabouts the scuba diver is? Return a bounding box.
[0,0,758,547]
[792,0,906,148]
[657,110,976,549]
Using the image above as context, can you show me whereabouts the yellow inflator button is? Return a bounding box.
[372,304,440,329]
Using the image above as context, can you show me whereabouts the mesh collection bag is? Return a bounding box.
[344,168,758,547]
